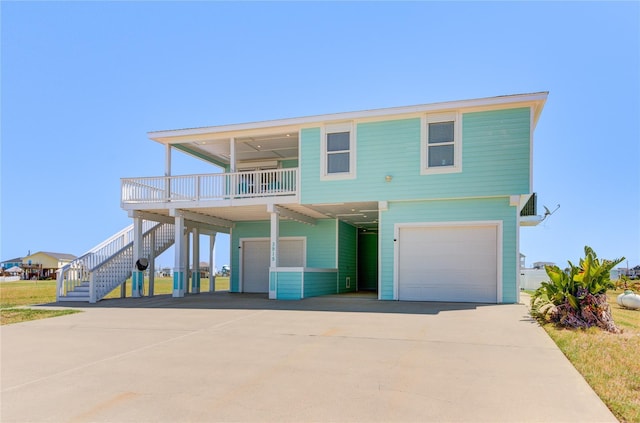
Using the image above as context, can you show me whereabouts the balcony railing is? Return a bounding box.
[121,168,298,204]
[520,193,537,217]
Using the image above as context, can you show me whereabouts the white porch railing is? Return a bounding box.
[57,221,175,302]
[121,168,298,204]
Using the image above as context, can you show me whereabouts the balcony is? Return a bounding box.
[122,168,298,205]
[520,193,537,217]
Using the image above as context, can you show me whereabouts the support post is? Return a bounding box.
[269,208,279,300]
[173,214,185,297]
[132,215,144,298]
[185,230,190,294]
[149,231,156,297]
[191,228,201,294]
[230,137,236,172]
[165,144,172,200]
[209,233,216,292]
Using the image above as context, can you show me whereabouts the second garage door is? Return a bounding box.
[241,238,305,293]
[397,224,499,303]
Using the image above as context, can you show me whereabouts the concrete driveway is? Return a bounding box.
[1,293,617,422]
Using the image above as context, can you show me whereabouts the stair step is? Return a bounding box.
[66,290,89,297]
[58,296,90,302]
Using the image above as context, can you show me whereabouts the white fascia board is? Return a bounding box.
[520,215,543,226]
[147,92,549,142]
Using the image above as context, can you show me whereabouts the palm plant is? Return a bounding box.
[530,246,624,332]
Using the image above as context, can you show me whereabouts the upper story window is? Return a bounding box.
[321,122,356,180]
[421,112,462,174]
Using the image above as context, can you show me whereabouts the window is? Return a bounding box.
[421,112,461,174]
[321,122,356,179]
[327,132,350,173]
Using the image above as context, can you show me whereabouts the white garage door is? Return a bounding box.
[397,224,498,303]
[241,239,305,293]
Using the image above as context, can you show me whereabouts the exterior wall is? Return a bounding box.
[337,221,357,293]
[230,219,337,292]
[300,107,531,204]
[271,271,303,300]
[280,159,299,169]
[304,271,338,297]
[22,253,59,269]
[270,269,338,299]
[379,197,519,303]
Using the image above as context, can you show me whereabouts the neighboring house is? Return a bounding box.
[23,251,76,280]
[532,261,555,270]
[1,257,23,271]
[59,92,548,303]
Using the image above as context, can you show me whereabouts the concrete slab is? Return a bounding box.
[1,293,617,422]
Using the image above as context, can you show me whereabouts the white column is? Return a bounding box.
[191,228,200,294]
[269,208,279,299]
[230,137,236,172]
[132,215,144,298]
[149,231,156,297]
[165,144,172,176]
[209,233,216,292]
[173,213,185,297]
[165,145,172,200]
[184,230,190,294]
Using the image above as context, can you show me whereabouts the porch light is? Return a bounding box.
[385,175,393,182]
[135,258,149,271]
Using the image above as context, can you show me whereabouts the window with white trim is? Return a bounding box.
[421,112,461,174]
[321,122,356,180]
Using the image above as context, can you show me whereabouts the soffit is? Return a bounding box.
[135,201,379,231]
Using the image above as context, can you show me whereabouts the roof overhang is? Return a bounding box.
[148,92,548,168]
[148,92,548,142]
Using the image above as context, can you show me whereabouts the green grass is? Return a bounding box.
[540,289,640,422]
[103,276,229,299]
[1,308,80,325]
[0,277,231,325]
[0,280,58,308]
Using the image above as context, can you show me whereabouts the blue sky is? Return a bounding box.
[1,1,639,270]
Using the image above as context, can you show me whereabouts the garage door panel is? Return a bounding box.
[242,240,270,293]
[242,239,304,293]
[398,225,498,303]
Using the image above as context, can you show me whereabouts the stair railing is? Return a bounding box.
[90,222,175,301]
[57,221,173,302]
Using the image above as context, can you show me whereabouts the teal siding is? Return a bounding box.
[275,271,303,300]
[300,108,531,204]
[280,159,299,169]
[379,197,518,303]
[304,272,338,298]
[230,219,337,292]
[337,221,357,293]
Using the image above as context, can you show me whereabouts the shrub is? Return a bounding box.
[531,246,624,333]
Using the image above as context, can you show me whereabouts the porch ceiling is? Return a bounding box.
[135,201,379,232]
[178,132,299,165]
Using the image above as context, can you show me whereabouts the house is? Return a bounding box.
[532,261,555,270]
[58,92,547,303]
[23,251,76,280]
[1,257,23,271]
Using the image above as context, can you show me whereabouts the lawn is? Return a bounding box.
[0,277,230,325]
[540,289,640,423]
